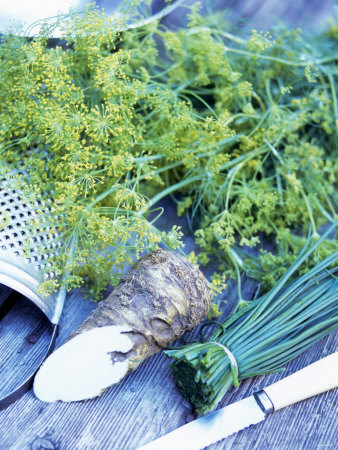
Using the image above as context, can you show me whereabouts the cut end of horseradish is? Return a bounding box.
[33,325,133,402]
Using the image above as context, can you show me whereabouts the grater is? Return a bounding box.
[0,1,184,409]
[0,171,66,409]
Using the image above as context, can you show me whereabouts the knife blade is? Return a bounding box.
[138,394,266,450]
[138,352,338,450]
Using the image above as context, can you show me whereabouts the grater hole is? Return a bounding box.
[0,184,61,277]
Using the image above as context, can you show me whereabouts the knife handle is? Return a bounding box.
[263,352,338,411]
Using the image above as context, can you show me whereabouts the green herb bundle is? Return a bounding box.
[165,224,338,414]
[0,3,337,300]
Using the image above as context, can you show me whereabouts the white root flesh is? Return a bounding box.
[33,325,133,402]
[33,250,212,403]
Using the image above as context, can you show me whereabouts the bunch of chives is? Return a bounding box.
[165,223,338,415]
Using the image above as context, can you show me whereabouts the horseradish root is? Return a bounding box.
[33,249,212,402]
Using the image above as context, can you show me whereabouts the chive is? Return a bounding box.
[164,223,338,414]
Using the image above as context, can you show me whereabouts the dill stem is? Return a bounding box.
[151,62,183,79]
[223,47,338,67]
[187,26,246,45]
[137,139,260,214]
[228,248,244,305]
[301,190,319,238]
[276,172,284,205]
[313,198,335,223]
[223,113,260,127]
[179,89,219,118]
[264,138,321,237]
[134,154,163,162]
[218,147,268,172]
[139,175,202,214]
[325,197,338,219]
[252,92,266,111]
[211,29,247,45]
[327,72,338,132]
[265,78,274,104]
[89,134,242,210]
[225,164,243,211]
[88,160,183,208]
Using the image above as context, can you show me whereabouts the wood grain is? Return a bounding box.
[0,287,336,450]
[0,213,337,450]
[0,0,337,448]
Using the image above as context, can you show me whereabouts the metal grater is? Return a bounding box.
[0,0,184,409]
[0,171,66,409]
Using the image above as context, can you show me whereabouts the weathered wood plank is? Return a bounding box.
[0,283,336,450]
[0,1,337,449]
[0,227,336,450]
[0,296,52,394]
[0,192,336,448]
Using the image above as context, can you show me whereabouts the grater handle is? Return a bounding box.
[0,324,58,410]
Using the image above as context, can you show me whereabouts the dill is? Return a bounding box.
[0,3,336,301]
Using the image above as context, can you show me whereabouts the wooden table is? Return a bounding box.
[0,272,337,450]
[1,197,337,450]
[0,1,337,448]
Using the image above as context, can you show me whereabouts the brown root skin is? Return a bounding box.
[72,249,212,371]
[33,249,212,402]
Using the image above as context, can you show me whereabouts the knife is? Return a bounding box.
[138,352,338,450]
